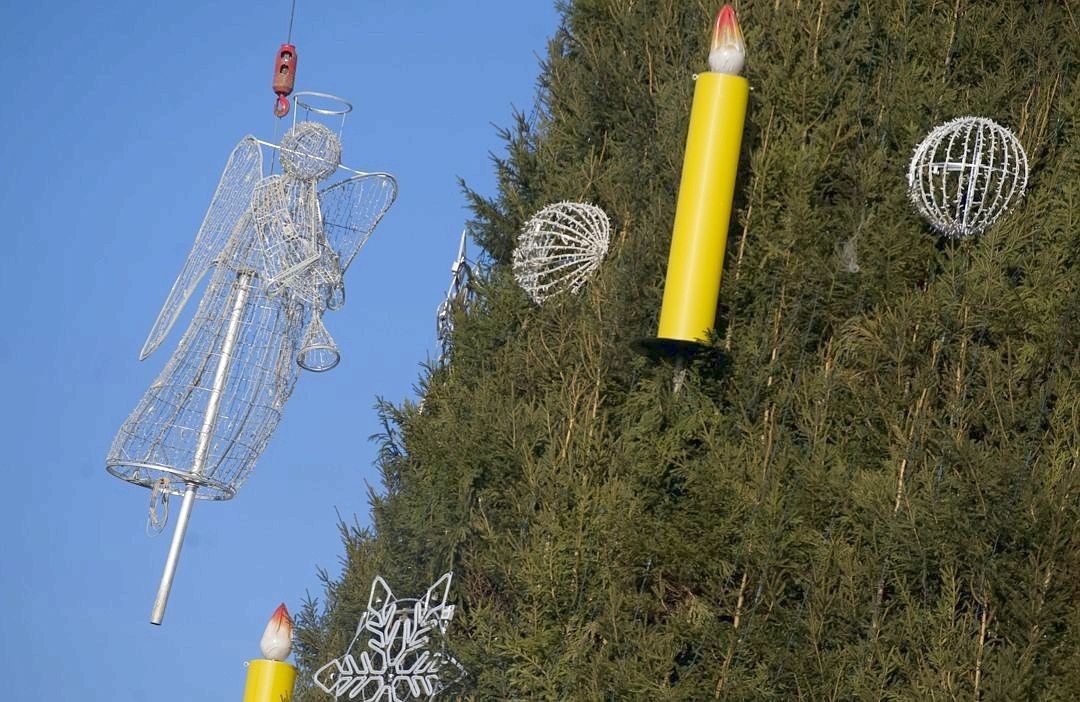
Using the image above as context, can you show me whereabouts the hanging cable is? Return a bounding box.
[287,0,297,44]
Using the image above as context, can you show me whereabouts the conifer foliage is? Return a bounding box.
[296,1,1079,698]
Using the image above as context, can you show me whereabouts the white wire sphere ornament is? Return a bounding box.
[513,201,611,304]
[280,121,342,181]
[907,116,1028,239]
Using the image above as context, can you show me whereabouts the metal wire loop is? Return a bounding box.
[293,92,353,116]
[146,477,171,536]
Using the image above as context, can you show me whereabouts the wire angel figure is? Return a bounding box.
[106,94,397,622]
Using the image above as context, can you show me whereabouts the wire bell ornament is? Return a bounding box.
[513,201,611,305]
[907,116,1029,239]
[298,311,340,372]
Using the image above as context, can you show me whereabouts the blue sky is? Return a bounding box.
[1,2,559,698]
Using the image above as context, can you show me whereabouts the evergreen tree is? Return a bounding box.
[296,1,1079,698]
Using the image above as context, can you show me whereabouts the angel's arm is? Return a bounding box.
[139,136,263,360]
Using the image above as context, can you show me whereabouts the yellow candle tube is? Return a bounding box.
[655,71,748,349]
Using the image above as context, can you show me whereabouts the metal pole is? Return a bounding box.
[151,271,253,625]
[672,354,688,395]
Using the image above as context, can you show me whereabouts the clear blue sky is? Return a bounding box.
[1,2,558,699]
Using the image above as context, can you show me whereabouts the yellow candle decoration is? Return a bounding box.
[641,4,749,356]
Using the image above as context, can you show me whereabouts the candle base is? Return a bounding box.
[633,336,710,360]
[243,659,296,702]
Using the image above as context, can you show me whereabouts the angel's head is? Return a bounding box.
[280,121,341,181]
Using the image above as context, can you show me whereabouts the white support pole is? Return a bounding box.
[151,272,252,625]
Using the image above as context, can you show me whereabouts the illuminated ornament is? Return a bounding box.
[638,4,749,358]
[513,201,611,305]
[313,572,465,701]
[245,603,298,702]
[106,92,398,624]
[260,603,295,661]
[436,230,479,364]
[907,116,1029,239]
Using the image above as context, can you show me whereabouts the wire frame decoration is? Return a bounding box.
[907,116,1029,239]
[435,230,479,364]
[512,201,611,305]
[105,93,398,624]
[313,572,465,701]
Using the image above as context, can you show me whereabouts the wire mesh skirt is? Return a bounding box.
[107,253,304,500]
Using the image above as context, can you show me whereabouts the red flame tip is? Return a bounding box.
[716,5,737,31]
[709,4,746,74]
[260,603,295,661]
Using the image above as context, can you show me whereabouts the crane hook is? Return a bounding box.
[274,94,291,118]
[272,43,297,118]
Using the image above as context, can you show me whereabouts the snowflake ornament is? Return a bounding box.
[907,116,1028,239]
[513,201,611,304]
[313,572,464,700]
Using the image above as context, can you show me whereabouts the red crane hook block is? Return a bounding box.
[272,43,297,117]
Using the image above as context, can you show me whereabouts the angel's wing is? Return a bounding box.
[138,136,264,360]
[318,172,398,275]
